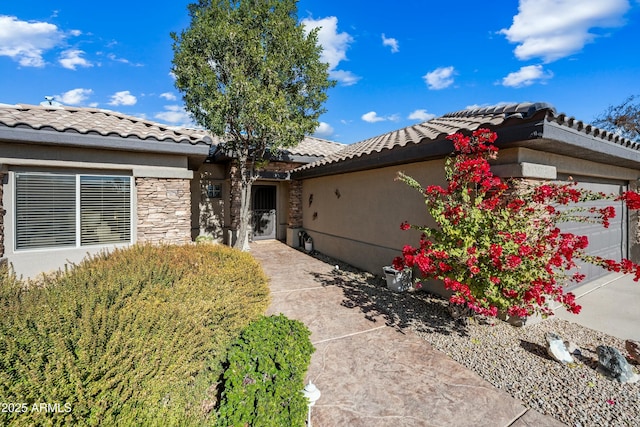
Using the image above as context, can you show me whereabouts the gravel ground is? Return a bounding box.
[308,250,640,427]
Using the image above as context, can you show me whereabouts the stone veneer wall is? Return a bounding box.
[288,180,303,228]
[0,173,4,258]
[136,177,191,244]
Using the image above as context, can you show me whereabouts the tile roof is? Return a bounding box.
[282,135,346,158]
[0,103,214,145]
[294,102,640,175]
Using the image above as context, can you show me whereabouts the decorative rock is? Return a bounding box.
[596,345,639,383]
[564,341,582,357]
[546,332,574,364]
[625,340,640,364]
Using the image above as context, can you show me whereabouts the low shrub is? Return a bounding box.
[215,314,314,427]
[0,244,270,426]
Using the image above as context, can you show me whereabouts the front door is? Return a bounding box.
[252,185,276,240]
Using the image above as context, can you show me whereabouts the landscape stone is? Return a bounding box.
[625,340,640,364]
[564,341,582,357]
[546,332,574,364]
[596,345,639,383]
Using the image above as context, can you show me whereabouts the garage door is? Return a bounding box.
[557,177,627,289]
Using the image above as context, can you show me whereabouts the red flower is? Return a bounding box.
[507,198,525,211]
[502,289,517,298]
[518,245,534,257]
[505,255,522,269]
[400,221,411,231]
[618,191,640,210]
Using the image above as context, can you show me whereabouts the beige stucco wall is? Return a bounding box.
[1,141,196,278]
[301,159,446,274]
[301,147,640,276]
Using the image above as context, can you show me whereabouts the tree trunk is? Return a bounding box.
[232,155,255,252]
[235,179,252,251]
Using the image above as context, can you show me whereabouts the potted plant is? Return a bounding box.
[304,235,313,252]
[299,231,313,252]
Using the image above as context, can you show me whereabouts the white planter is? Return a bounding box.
[383,266,412,292]
[304,240,313,252]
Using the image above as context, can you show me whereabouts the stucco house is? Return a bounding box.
[0,103,343,278]
[291,102,640,287]
[3,101,639,288]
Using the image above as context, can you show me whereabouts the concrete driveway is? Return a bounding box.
[554,272,640,341]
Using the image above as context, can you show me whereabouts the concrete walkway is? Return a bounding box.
[554,272,640,341]
[251,241,564,427]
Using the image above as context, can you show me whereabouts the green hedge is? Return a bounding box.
[0,244,270,426]
[216,314,314,427]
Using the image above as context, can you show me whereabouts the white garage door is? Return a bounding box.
[557,178,627,289]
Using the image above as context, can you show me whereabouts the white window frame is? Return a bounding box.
[13,172,133,251]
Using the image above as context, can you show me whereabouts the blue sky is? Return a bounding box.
[1,0,639,144]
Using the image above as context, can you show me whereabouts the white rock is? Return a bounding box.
[546,332,574,364]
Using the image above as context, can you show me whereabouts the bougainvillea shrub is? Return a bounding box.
[394,129,640,318]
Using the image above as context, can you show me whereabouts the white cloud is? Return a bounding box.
[301,16,360,86]
[55,88,93,105]
[108,90,137,106]
[362,111,384,123]
[160,92,177,101]
[154,105,192,125]
[59,49,92,70]
[423,66,456,90]
[328,70,361,86]
[381,34,399,53]
[408,109,436,121]
[0,15,64,67]
[107,53,143,67]
[301,16,351,69]
[502,65,554,87]
[361,111,399,123]
[500,0,630,62]
[314,121,334,138]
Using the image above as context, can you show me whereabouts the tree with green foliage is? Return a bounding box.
[171,0,334,250]
[593,95,640,141]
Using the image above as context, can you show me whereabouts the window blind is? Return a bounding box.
[15,173,77,250]
[80,176,131,245]
[14,173,132,250]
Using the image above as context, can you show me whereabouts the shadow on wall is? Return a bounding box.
[307,252,470,338]
[199,177,225,242]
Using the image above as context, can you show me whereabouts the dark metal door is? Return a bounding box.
[252,186,276,240]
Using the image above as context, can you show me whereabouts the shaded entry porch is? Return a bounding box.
[252,185,277,240]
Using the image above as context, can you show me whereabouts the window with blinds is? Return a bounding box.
[15,173,77,250]
[14,173,132,250]
[80,176,131,245]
